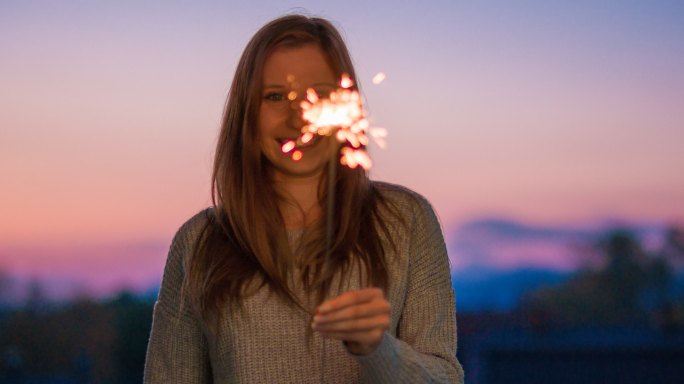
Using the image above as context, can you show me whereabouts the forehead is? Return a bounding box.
[262,44,336,85]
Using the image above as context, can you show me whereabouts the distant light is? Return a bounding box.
[372,72,386,85]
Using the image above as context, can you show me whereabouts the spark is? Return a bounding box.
[372,72,386,85]
[369,127,388,149]
[281,140,296,153]
[301,132,315,144]
[340,147,372,169]
[306,88,319,104]
[340,73,354,89]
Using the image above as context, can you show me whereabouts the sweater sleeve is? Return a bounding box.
[144,216,213,383]
[354,194,464,383]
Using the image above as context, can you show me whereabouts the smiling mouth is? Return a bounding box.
[277,135,321,151]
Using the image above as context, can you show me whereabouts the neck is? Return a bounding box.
[274,171,323,228]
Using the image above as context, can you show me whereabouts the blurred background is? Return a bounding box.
[1,1,683,383]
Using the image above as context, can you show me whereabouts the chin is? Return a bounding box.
[270,155,329,178]
[264,138,335,179]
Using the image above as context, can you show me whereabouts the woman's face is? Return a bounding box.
[258,44,338,180]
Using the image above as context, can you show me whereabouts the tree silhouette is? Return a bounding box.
[522,227,682,327]
[0,291,154,383]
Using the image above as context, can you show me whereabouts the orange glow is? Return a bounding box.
[291,150,303,161]
[336,129,347,143]
[340,147,372,169]
[301,132,314,144]
[306,88,319,103]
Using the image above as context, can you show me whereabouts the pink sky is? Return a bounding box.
[1,1,683,296]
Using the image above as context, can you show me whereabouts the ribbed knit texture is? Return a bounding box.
[144,182,464,383]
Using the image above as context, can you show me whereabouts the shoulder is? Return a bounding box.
[171,208,215,250]
[371,181,436,218]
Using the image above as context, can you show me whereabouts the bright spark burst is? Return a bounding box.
[280,73,387,170]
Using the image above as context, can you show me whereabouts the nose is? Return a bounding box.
[287,94,306,131]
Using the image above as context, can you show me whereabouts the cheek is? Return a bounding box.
[257,115,280,155]
[257,108,269,136]
[258,107,284,136]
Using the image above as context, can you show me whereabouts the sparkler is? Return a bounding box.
[280,73,387,170]
[281,73,387,384]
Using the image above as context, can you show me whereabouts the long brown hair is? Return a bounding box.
[185,15,399,325]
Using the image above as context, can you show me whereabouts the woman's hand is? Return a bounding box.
[312,287,391,355]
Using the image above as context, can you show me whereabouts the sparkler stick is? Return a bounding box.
[281,73,386,383]
[320,141,336,384]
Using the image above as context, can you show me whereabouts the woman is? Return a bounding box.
[144,14,463,383]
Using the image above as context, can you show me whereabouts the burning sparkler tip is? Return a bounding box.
[292,74,386,170]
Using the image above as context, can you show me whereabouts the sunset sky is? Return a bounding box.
[1,1,683,297]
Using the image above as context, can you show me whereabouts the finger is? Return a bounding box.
[319,328,386,345]
[317,288,381,314]
[313,315,390,333]
[313,300,390,325]
[317,288,384,315]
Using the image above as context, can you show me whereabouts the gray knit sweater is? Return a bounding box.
[144,182,464,383]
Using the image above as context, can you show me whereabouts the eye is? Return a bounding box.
[264,92,285,102]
